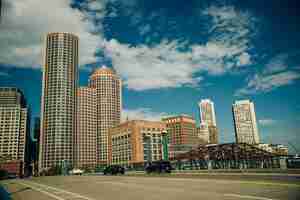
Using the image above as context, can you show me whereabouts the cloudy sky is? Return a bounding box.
[0,0,300,152]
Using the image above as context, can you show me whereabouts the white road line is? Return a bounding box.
[26,181,96,200]
[17,182,65,200]
[224,193,278,200]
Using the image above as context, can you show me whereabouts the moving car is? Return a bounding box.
[103,165,125,175]
[145,160,173,174]
[69,169,84,175]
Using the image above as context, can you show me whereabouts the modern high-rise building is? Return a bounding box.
[198,99,217,126]
[76,87,97,168]
[39,32,78,171]
[198,99,219,144]
[0,87,30,177]
[108,120,166,166]
[196,123,209,144]
[163,115,199,158]
[232,100,260,144]
[0,87,26,106]
[89,66,121,164]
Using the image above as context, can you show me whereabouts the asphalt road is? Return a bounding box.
[1,174,300,200]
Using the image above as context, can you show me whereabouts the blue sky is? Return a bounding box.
[0,0,300,152]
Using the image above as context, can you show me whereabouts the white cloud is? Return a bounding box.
[104,39,201,90]
[263,54,289,74]
[122,108,169,122]
[0,0,104,68]
[104,35,253,90]
[236,52,300,96]
[105,37,250,90]
[203,5,255,67]
[259,119,277,126]
[203,5,255,50]
[102,4,257,91]
[87,0,106,11]
[0,2,257,91]
[236,71,300,95]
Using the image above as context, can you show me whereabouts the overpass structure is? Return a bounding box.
[170,143,286,170]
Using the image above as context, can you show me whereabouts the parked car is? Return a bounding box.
[145,160,173,174]
[7,173,17,179]
[69,169,84,175]
[103,165,125,175]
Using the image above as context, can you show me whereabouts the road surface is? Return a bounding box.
[1,174,300,200]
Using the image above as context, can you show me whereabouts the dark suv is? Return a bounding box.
[145,161,173,174]
[103,165,125,175]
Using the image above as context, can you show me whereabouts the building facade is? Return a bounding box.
[108,120,166,166]
[198,99,219,144]
[270,144,288,156]
[232,100,260,144]
[198,99,217,126]
[196,123,209,144]
[256,143,288,156]
[76,87,97,168]
[162,115,199,158]
[39,32,78,171]
[89,66,121,164]
[208,126,218,144]
[0,87,30,177]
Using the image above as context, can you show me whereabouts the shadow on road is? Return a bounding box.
[0,185,11,200]
[11,187,31,194]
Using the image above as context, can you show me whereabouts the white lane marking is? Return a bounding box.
[224,193,278,200]
[97,180,186,193]
[26,181,96,200]
[17,182,65,200]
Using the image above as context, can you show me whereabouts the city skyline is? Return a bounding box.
[0,0,300,153]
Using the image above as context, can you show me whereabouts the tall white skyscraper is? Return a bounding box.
[40,33,78,171]
[198,99,217,126]
[232,100,260,144]
[198,99,218,144]
[89,66,122,164]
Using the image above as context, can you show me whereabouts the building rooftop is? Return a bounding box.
[0,87,26,107]
[162,114,194,120]
[233,100,252,105]
[199,99,213,103]
[90,66,117,78]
